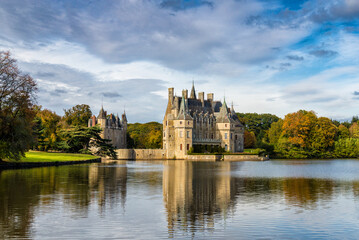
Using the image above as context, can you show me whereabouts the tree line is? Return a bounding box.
[240,110,359,158]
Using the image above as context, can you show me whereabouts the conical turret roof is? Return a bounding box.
[98,106,106,119]
[216,97,231,123]
[177,93,193,120]
[190,81,196,99]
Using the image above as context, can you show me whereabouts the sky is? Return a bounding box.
[1,0,359,123]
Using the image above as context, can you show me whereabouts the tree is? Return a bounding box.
[244,130,256,148]
[0,51,37,161]
[349,122,359,138]
[35,108,61,151]
[63,104,92,127]
[237,113,279,142]
[267,119,283,145]
[282,110,317,149]
[127,122,163,149]
[59,126,117,159]
[310,117,337,156]
[337,124,350,139]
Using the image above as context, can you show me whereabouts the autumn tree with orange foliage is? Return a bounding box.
[281,110,317,149]
[270,110,339,158]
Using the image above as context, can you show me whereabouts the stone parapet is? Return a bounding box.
[116,149,167,160]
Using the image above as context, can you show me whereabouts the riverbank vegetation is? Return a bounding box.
[242,110,359,159]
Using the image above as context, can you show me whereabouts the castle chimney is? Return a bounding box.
[207,93,214,101]
[198,92,204,107]
[168,88,174,104]
[182,89,188,99]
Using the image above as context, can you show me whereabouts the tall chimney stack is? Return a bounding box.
[198,92,205,107]
[182,89,188,99]
[207,93,214,101]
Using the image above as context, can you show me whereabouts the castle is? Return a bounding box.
[163,83,244,159]
[88,106,127,149]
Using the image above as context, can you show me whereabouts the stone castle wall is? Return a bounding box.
[115,149,267,161]
[116,149,167,160]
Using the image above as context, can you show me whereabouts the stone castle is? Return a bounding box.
[88,106,127,149]
[163,83,244,159]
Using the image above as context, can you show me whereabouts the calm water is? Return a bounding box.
[1,159,359,239]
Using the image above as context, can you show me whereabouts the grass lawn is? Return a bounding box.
[5,151,99,163]
[244,148,265,155]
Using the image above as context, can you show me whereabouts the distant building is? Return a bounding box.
[163,83,244,159]
[88,106,127,149]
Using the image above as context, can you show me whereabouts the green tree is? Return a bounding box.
[0,51,37,161]
[237,113,279,142]
[267,119,283,145]
[59,126,117,159]
[35,108,61,151]
[310,117,337,156]
[127,122,163,149]
[63,104,92,127]
[337,124,350,139]
[334,138,359,158]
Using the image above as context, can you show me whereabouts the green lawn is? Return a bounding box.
[8,151,99,163]
[244,148,265,155]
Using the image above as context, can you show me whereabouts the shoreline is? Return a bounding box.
[0,158,102,170]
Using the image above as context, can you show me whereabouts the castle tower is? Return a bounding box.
[216,98,233,151]
[173,94,193,159]
[97,105,107,128]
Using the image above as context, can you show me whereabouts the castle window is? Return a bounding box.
[211,134,213,139]
[180,121,182,125]
[225,124,227,127]
[225,133,228,139]
[180,144,182,150]
[164,132,166,137]
[187,144,189,150]
[187,131,190,138]
[231,133,233,139]
[166,121,168,126]
[187,121,189,125]
[225,144,228,151]
[235,135,238,140]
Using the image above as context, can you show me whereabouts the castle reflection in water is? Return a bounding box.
[1,161,359,238]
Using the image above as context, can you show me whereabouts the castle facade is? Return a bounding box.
[163,84,244,159]
[88,107,127,149]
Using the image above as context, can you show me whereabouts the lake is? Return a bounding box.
[1,159,359,239]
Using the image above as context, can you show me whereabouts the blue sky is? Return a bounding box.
[0,0,359,122]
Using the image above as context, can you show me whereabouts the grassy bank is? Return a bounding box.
[5,151,99,163]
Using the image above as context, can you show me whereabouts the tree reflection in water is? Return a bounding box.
[1,160,359,238]
[0,163,128,239]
